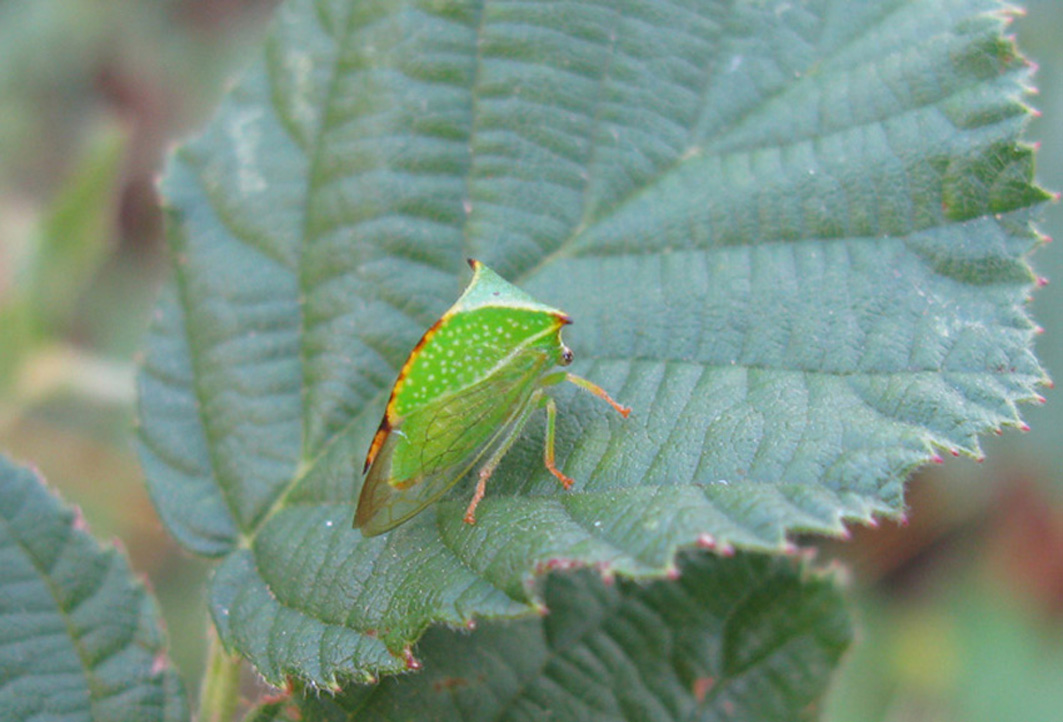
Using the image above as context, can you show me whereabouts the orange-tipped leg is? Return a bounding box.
[463,390,542,525]
[565,373,631,417]
[543,397,574,489]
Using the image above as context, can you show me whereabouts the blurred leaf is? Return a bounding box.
[0,120,126,391]
[0,455,187,722]
[138,0,1048,683]
[27,122,127,333]
[301,553,851,722]
[825,579,1063,722]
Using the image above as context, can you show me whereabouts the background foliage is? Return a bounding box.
[0,1,1060,720]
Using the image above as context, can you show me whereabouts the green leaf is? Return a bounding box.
[243,700,301,722]
[137,0,1049,682]
[298,553,851,721]
[0,455,188,722]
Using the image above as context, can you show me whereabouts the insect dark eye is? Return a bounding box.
[561,348,574,365]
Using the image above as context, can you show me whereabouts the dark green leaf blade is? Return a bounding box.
[0,456,188,722]
[138,0,1049,682]
[299,553,851,722]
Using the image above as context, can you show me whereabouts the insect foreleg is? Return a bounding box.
[564,373,631,417]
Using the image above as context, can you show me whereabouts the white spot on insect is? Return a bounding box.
[326,520,334,527]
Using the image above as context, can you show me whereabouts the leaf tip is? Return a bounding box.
[693,677,716,703]
[402,646,421,672]
[151,651,169,676]
[72,505,91,532]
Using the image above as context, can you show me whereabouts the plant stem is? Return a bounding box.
[199,625,242,722]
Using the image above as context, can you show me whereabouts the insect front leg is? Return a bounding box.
[564,373,631,417]
[542,396,574,489]
[464,389,543,525]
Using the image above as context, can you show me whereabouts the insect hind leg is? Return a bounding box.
[463,389,543,525]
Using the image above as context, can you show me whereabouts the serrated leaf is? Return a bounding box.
[298,553,851,722]
[0,456,188,722]
[137,0,1049,682]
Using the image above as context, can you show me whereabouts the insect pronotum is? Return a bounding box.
[354,259,630,536]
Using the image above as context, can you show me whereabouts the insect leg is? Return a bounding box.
[542,396,574,489]
[564,373,631,417]
[464,390,543,525]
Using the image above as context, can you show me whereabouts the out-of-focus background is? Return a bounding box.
[0,0,279,698]
[0,1,1059,718]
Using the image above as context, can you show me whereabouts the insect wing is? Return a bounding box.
[356,404,525,534]
[355,355,546,535]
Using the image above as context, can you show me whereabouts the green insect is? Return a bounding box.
[354,259,630,536]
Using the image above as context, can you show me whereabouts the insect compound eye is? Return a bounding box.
[561,347,574,366]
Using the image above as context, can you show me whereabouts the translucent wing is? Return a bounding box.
[355,352,548,535]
